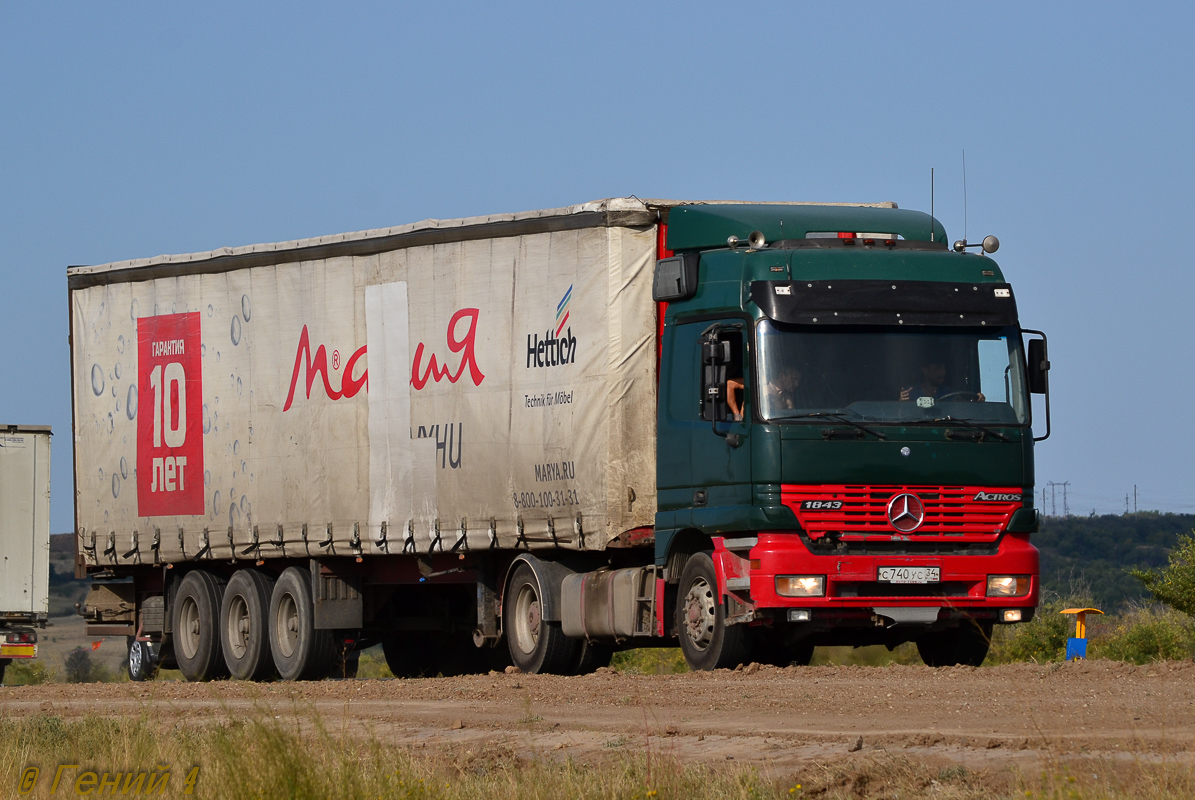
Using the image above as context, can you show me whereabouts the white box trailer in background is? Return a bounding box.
[0,425,51,683]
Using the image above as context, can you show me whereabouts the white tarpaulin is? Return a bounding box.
[71,205,658,565]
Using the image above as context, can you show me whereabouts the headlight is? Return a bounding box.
[986,575,1030,597]
[776,575,825,597]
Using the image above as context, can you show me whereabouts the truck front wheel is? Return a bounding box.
[172,570,230,682]
[676,552,751,671]
[221,569,276,681]
[269,567,336,681]
[916,620,993,667]
[504,563,578,674]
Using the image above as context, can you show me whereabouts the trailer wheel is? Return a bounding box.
[172,570,230,682]
[504,562,578,674]
[269,566,336,681]
[675,552,751,671]
[126,637,159,682]
[916,620,993,667]
[221,569,277,681]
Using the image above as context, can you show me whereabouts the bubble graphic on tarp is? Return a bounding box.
[204,470,211,487]
[126,384,137,420]
[202,343,206,358]
[107,413,114,433]
[231,315,242,346]
[120,457,128,480]
[117,335,125,354]
[241,461,246,475]
[98,467,104,479]
[207,304,214,318]
[229,500,242,529]
[203,404,211,434]
[114,362,122,379]
[212,491,223,516]
[130,299,139,320]
[233,440,240,456]
[241,295,251,322]
[91,364,105,396]
[112,473,120,499]
[236,376,242,396]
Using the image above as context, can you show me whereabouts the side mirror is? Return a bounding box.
[1027,338,1049,395]
[652,254,700,302]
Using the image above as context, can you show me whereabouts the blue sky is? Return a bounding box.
[3,3,1193,532]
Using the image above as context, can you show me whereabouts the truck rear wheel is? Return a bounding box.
[172,570,230,682]
[916,620,993,667]
[569,639,614,675]
[269,566,336,681]
[221,569,276,681]
[676,552,751,671]
[504,562,578,674]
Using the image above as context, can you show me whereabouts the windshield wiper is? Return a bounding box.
[915,416,1011,443]
[785,411,888,440]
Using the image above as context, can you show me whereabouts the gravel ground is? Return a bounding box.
[3,660,1193,772]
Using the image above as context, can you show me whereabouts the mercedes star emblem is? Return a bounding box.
[887,493,925,532]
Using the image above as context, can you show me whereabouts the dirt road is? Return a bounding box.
[3,660,1193,774]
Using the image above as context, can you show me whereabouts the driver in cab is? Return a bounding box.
[899,361,985,403]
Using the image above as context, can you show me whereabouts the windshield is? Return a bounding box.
[755,321,1029,425]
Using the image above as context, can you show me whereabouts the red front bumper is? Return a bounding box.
[714,531,1039,614]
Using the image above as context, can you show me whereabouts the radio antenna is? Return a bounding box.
[930,167,935,242]
[962,149,968,242]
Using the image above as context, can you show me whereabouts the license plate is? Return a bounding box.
[878,566,940,584]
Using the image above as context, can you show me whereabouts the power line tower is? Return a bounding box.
[1134,484,1138,514]
[1046,481,1059,517]
[1062,481,1071,517]
[1125,494,1130,514]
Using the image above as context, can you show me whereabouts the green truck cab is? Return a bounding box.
[652,204,1047,669]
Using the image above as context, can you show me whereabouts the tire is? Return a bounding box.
[503,562,578,674]
[569,639,614,675]
[675,552,751,671]
[0,658,9,685]
[126,637,159,682]
[172,570,230,682]
[916,620,993,667]
[220,569,276,681]
[269,566,336,681]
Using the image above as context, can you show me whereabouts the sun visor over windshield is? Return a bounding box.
[751,280,1019,327]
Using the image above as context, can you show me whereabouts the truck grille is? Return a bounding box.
[781,484,1023,540]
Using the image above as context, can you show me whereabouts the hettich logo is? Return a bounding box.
[526,285,577,369]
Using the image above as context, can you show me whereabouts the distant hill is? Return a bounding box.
[1035,512,1195,610]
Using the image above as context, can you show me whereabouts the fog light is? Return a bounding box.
[986,575,1030,597]
[788,609,811,622]
[776,576,825,597]
[1002,609,1023,622]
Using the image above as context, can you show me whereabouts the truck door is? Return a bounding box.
[658,320,752,523]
